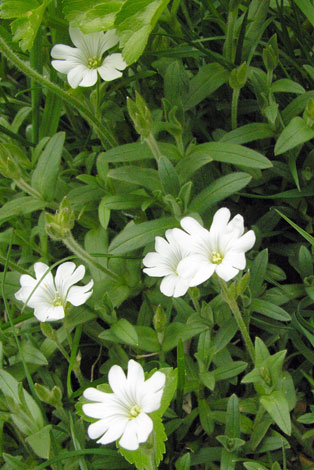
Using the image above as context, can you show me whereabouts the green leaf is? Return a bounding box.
[1,0,51,51]
[31,132,65,201]
[175,453,191,470]
[282,91,314,123]
[250,299,291,322]
[0,196,46,223]
[111,319,139,346]
[118,416,166,469]
[260,391,291,435]
[115,0,171,64]
[63,0,124,33]
[298,245,313,279]
[108,166,160,192]
[158,156,180,196]
[109,217,177,254]
[294,0,314,28]
[250,249,268,298]
[195,143,272,169]
[189,172,251,213]
[244,463,268,470]
[136,326,160,352]
[275,209,314,246]
[183,63,229,110]
[18,341,48,366]
[213,361,248,381]
[220,123,274,145]
[98,142,179,164]
[271,79,305,94]
[274,117,314,155]
[155,367,177,417]
[25,424,51,459]
[98,192,151,210]
[198,398,214,435]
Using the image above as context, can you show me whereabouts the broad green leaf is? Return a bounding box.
[98,142,180,164]
[155,367,177,417]
[241,0,270,61]
[220,123,274,145]
[298,245,313,279]
[282,91,314,123]
[250,249,268,298]
[275,209,314,247]
[25,424,51,459]
[115,0,171,64]
[189,172,251,213]
[158,156,180,196]
[98,192,151,210]
[183,63,229,110]
[136,326,160,352]
[109,217,177,254]
[251,299,291,322]
[18,341,48,366]
[213,318,238,353]
[225,394,240,438]
[175,453,191,470]
[118,416,166,469]
[271,79,305,94]
[108,166,160,191]
[31,132,65,201]
[213,361,248,381]
[198,398,214,435]
[1,0,51,51]
[260,391,291,435]
[0,196,46,223]
[275,117,314,155]
[294,0,314,27]
[111,319,139,346]
[63,0,124,33]
[244,463,268,470]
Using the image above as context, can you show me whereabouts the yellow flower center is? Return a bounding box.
[87,56,101,69]
[129,404,142,418]
[210,251,223,264]
[52,294,63,307]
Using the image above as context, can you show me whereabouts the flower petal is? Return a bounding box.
[55,262,85,298]
[118,420,140,450]
[177,256,215,286]
[223,251,246,270]
[133,413,153,443]
[80,69,98,87]
[232,230,256,252]
[97,63,123,82]
[215,263,239,282]
[34,262,53,284]
[143,371,166,396]
[108,365,131,406]
[99,29,119,54]
[103,53,127,71]
[51,59,76,74]
[160,274,189,297]
[33,304,64,322]
[51,44,83,61]
[127,360,145,403]
[66,280,94,306]
[227,214,244,238]
[83,388,112,402]
[67,64,88,88]
[209,207,230,237]
[83,400,123,419]
[97,416,129,445]
[180,216,207,237]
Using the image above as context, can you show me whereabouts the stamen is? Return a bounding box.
[87,56,101,69]
[52,294,63,307]
[129,404,141,418]
[210,251,223,264]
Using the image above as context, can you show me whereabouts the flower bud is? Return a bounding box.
[35,383,62,408]
[153,304,168,333]
[45,197,75,240]
[0,143,22,180]
[127,92,153,138]
[262,34,279,73]
[304,98,314,129]
[229,62,248,90]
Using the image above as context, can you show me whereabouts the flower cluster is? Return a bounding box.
[83,360,165,450]
[51,27,127,88]
[143,207,256,297]
[15,261,93,322]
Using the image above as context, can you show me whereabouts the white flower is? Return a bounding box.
[82,359,165,451]
[142,228,193,297]
[15,262,93,322]
[177,207,256,284]
[51,27,127,88]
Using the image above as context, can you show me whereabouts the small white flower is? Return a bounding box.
[15,262,94,322]
[142,228,193,297]
[177,207,256,284]
[82,360,165,451]
[51,27,127,88]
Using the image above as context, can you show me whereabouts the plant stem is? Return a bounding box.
[218,277,255,362]
[231,87,240,130]
[63,233,122,282]
[30,31,42,144]
[0,36,117,149]
[145,133,163,161]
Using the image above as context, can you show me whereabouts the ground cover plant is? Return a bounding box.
[1,0,314,468]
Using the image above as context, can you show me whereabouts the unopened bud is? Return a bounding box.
[153,305,168,333]
[304,98,314,129]
[263,34,279,73]
[229,62,248,90]
[127,92,152,138]
[35,383,62,408]
[45,197,75,240]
